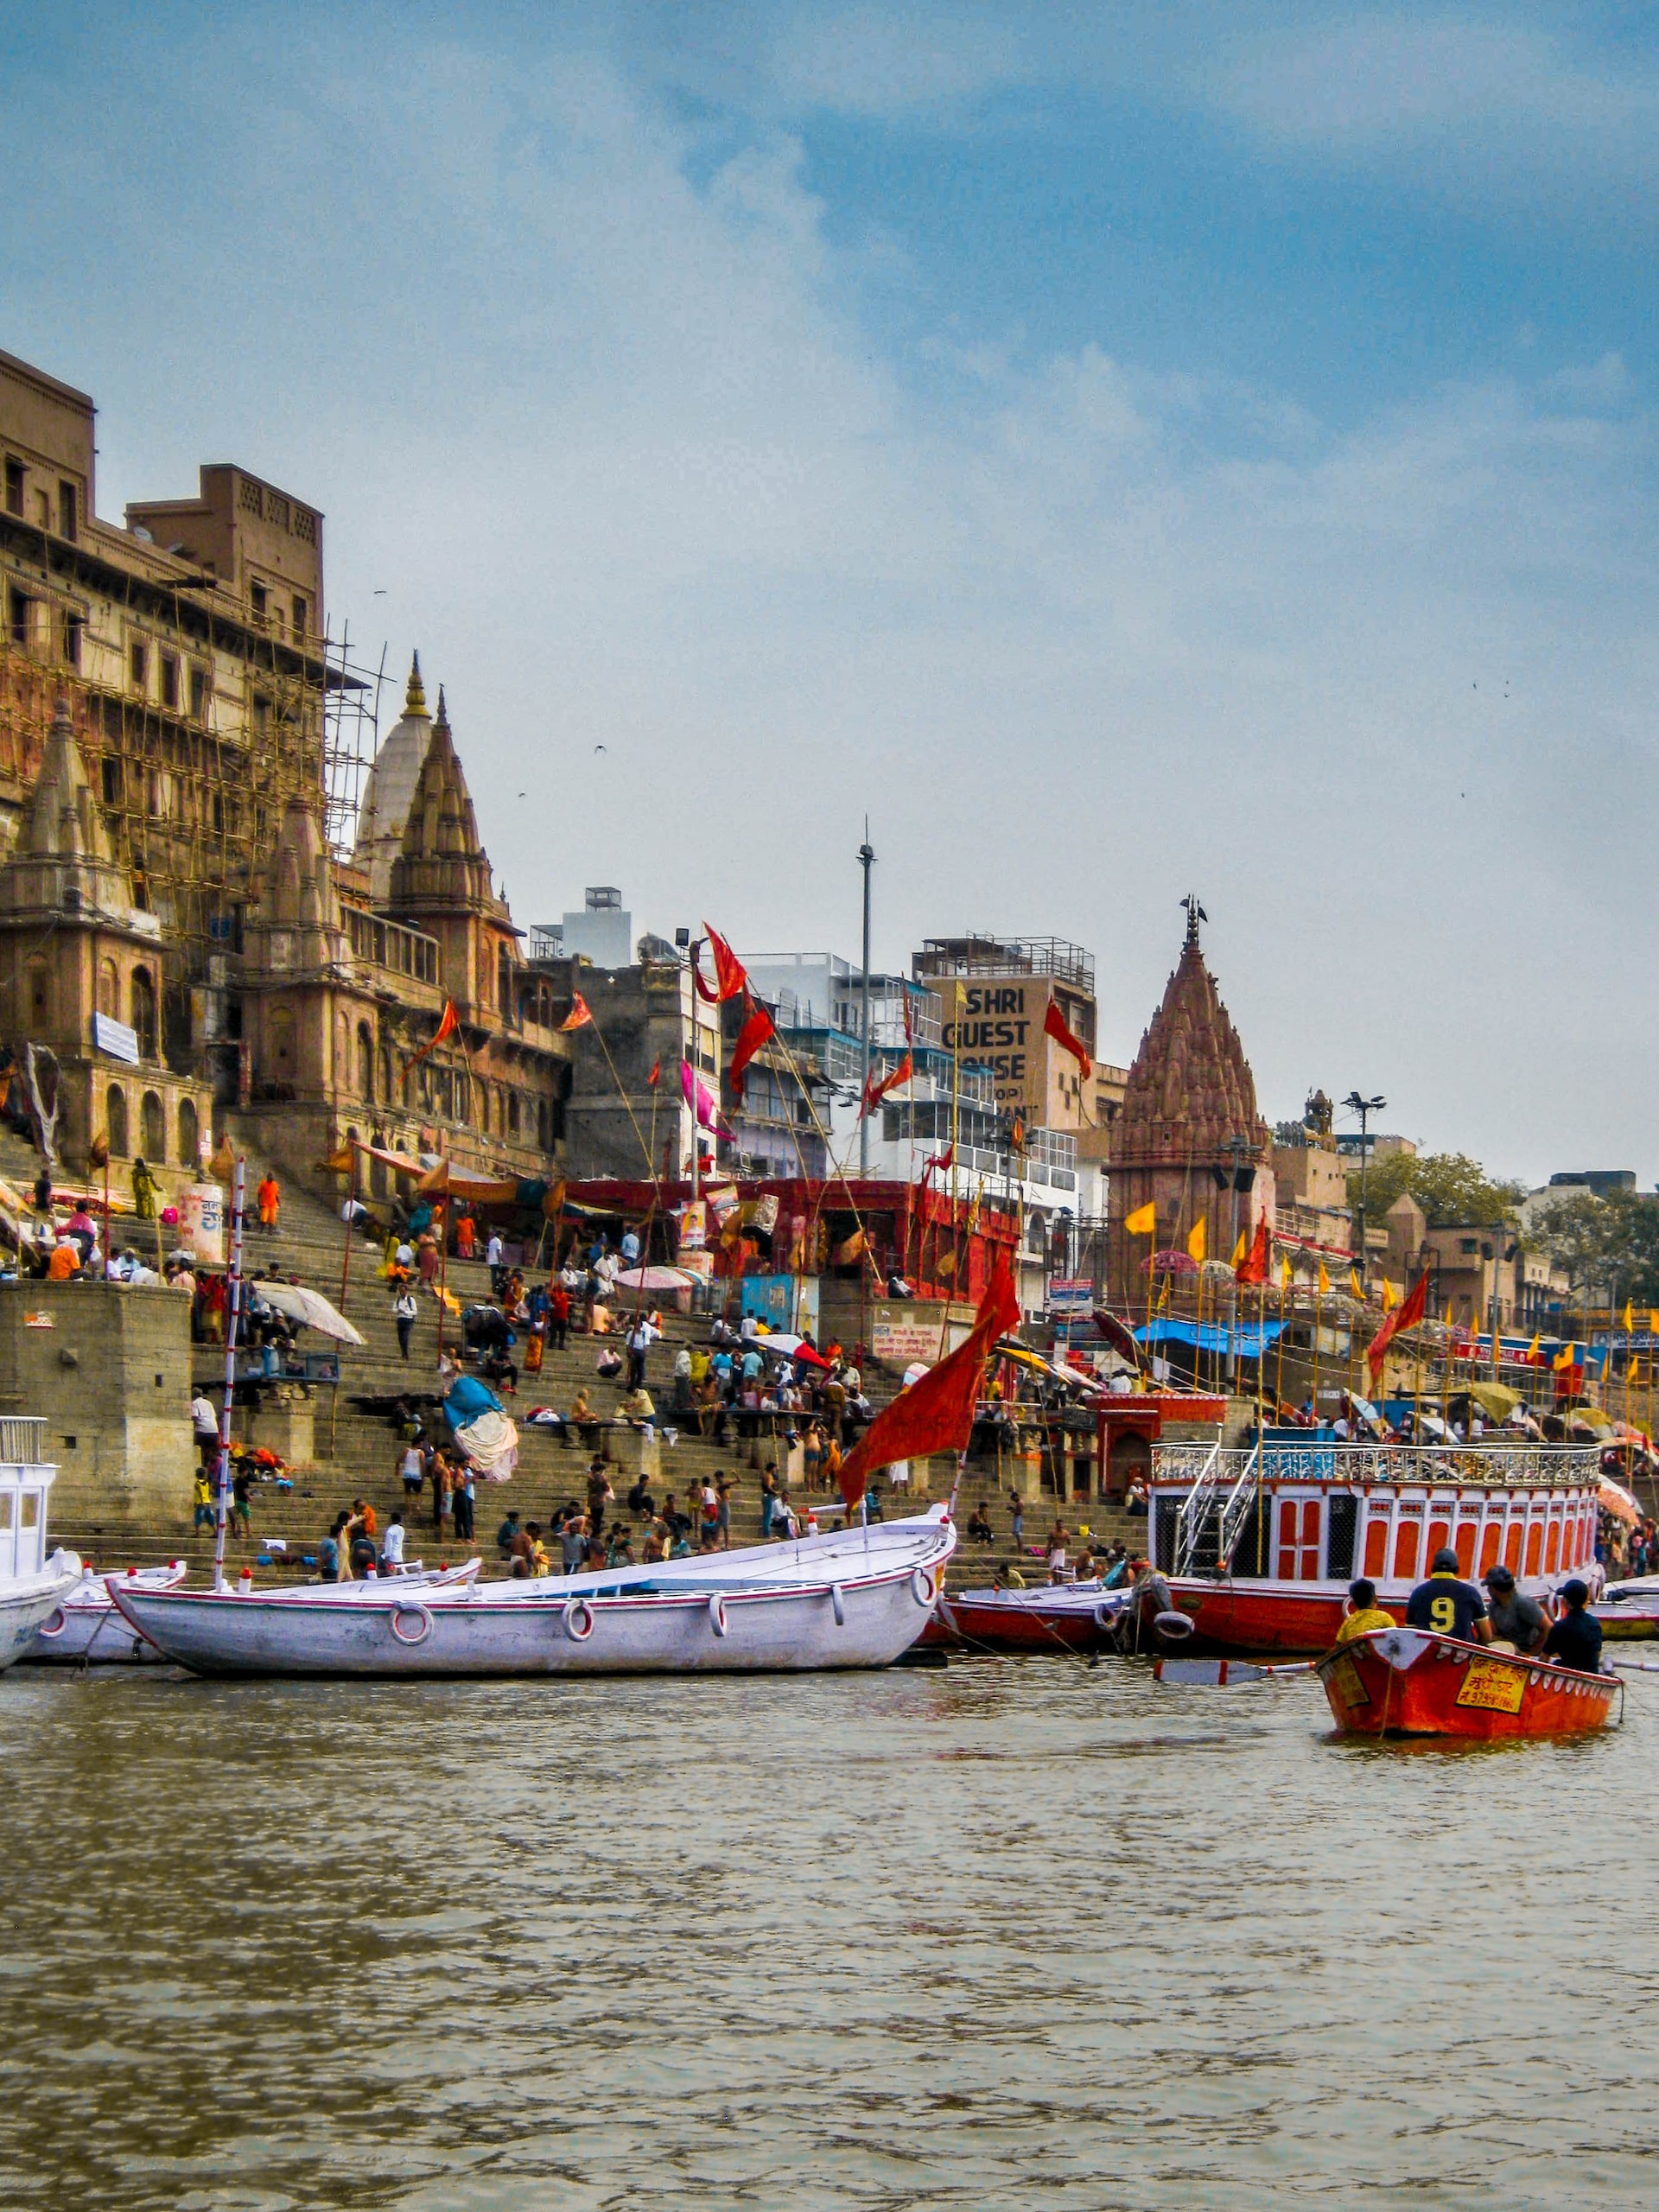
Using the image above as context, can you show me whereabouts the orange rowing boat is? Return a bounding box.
[1316,1626,1619,1739]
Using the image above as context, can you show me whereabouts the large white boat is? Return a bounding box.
[110,1511,956,1677]
[24,1556,481,1663]
[0,1419,83,1671]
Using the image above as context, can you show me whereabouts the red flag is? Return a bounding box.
[647,1058,661,1088]
[1367,1269,1429,1386]
[726,1000,775,1096]
[921,1144,953,1181]
[1235,1217,1270,1287]
[400,999,460,1078]
[902,990,914,1046]
[1044,997,1092,1079]
[838,1260,1020,1508]
[700,923,748,1002]
[558,992,594,1032]
[859,1052,913,1118]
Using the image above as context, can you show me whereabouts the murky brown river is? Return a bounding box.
[1,1657,1655,2210]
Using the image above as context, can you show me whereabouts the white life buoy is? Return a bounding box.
[1092,1602,1120,1630]
[1154,1608,1195,1645]
[36,1608,66,1639]
[911,1567,935,1609]
[563,1598,595,1642]
[830,1584,846,1627]
[389,1603,432,1646]
[708,1592,728,1639]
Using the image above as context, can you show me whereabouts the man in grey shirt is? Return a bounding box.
[1484,1563,1548,1653]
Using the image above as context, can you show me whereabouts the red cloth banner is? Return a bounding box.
[1235,1218,1270,1287]
[859,1052,913,1117]
[1367,1270,1429,1385]
[838,1260,1020,1507]
[727,1001,776,1096]
[1044,998,1092,1079]
[558,992,594,1032]
[400,998,460,1078]
[702,923,748,1002]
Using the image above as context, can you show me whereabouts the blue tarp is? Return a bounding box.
[1132,1319,1287,1356]
[444,1375,504,1427]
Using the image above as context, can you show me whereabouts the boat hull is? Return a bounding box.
[110,1522,956,1678]
[933,1586,1128,1654]
[0,1561,85,1672]
[1167,1570,1595,1657]
[1316,1627,1618,1740]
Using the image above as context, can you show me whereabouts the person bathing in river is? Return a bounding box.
[1405,1548,1492,1643]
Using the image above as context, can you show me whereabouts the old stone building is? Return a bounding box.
[1105,901,1274,1307]
[0,346,569,1193]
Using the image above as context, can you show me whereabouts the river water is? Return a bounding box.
[2,1657,1655,2211]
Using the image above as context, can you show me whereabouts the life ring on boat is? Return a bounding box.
[36,1608,67,1639]
[1153,1609,1195,1646]
[830,1583,846,1627]
[1092,1602,1120,1630]
[389,1603,432,1646]
[911,1567,937,1609]
[708,1593,728,1639]
[563,1598,594,1643]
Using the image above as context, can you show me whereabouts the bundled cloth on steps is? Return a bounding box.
[442,1373,518,1478]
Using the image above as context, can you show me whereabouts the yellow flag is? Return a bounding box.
[1526,1333,1540,1357]
[1155,1278,1170,1313]
[1186,1217,1206,1264]
[1279,1254,1293,1289]
[1382,1278,1399,1313]
[1230,1230,1247,1268]
[1317,1260,1331,1297]
[1349,1268,1363,1298]
[1623,1299,1634,1333]
[1124,1201,1156,1236]
[1649,1310,1659,1336]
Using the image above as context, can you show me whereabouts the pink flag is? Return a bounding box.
[680,1058,726,1133]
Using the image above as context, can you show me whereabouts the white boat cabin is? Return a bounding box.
[1150,1439,1603,1588]
[0,1418,57,1581]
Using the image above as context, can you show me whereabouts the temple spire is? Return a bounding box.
[435,684,448,729]
[405,652,428,717]
[1181,891,1207,951]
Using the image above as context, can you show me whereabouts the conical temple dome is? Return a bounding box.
[1113,904,1268,1169]
[353,652,435,902]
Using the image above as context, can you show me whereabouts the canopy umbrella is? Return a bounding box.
[252,1281,365,1346]
[1147,1249,1198,1277]
[615,1265,697,1293]
[758,1332,830,1369]
[1091,1308,1143,1365]
[1565,1406,1615,1439]
[1347,1392,1387,1436]
[1599,1474,1641,1526]
[1468,1382,1521,1423]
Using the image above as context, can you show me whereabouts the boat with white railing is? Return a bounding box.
[23,1556,481,1663]
[109,1510,956,1677]
[1149,1435,1604,1655]
[0,1416,84,1670]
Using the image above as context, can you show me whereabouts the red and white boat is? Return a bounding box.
[1150,1437,1604,1655]
[1315,1625,1618,1739]
[933,1580,1129,1654]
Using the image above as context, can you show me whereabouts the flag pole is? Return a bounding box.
[1312,1273,1323,1421]
[339,1140,355,1314]
[212,1156,246,1592]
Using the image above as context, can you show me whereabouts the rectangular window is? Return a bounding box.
[61,613,82,668]
[3,458,21,517]
[130,639,148,691]
[249,580,267,625]
[251,694,270,737]
[189,664,207,721]
[161,654,179,710]
[8,588,29,650]
[292,593,308,639]
[57,481,77,541]
[102,758,123,807]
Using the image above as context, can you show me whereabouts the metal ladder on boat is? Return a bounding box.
[1173,1443,1260,1576]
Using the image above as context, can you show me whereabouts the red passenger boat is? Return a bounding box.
[1315,1625,1619,1739]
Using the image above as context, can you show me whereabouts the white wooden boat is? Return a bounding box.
[109,1512,957,1677]
[0,1421,83,1671]
[22,1557,481,1662]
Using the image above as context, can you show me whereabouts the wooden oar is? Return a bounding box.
[1154,1656,1315,1686]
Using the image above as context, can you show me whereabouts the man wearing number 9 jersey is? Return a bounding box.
[1405,1548,1494,1643]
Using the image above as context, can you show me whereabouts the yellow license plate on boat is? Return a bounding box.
[1455,1656,1526,1714]
[1329,1654,1370,1708]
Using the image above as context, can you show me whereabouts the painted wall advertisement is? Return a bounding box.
[869,1302,975,1370]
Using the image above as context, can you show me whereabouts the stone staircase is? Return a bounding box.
[9,1120,1113,1589]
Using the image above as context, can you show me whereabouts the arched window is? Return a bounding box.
[269,1006,296,1077]
[478,1084,489,1134]
[130,968,158,1061]
[378,1045,392,1104]
[25,960,49,1030]
[498,949,513,1020]
[357,1023,374,1101]
[368,1128,388,1200]
[97,959,118,1019]
[507,1090,520,1137]
[105,1085,129,1159]
[177,1096,200,1168]
[537,1096,549,1150]
[141,1090,165,1160]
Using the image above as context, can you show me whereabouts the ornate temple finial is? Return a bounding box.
[435,683,448,729]
[1180,892,1207,950]
[405,652,428,716]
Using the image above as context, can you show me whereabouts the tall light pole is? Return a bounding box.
[1343,1091,1386,1294]
[858,823,874,1176]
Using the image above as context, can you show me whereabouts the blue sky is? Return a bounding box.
[3,3,1655,1179]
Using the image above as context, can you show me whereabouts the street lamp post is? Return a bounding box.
[858,825,874,1177]
[1342,1091,1387,1295]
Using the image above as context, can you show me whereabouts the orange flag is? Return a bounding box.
[860,1052,913,1117]
[727,999,775,1096]
[401,999,459,1077]
[838,1260,1020,1508]
[1043,998,1092,1078]
[558,992,594,1032]
[1367,1270,1428,1386]
[694,923,748,1005]
[1235,1217,1269,1287]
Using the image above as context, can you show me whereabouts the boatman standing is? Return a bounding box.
[1406,1548,1492,1643]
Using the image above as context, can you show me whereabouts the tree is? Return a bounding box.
[1347,1151,1526,1230]
[1535,1190,1659,1306]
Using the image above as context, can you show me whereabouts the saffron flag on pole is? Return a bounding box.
[860,1052,913,1117]
[1230,1230,1248,1269]
[726,999,776,1097]
[1623,1299,1635,1333]
[837,1260,1020,1509]
[1350,1268,1363,1298]
[647,1058,661,1088]
[1186,1217,1206,1265]
[1280,1253,1294,1289]
[1236,1218,1269,1287]
[401,998,460,1077]
[1124,1201,1156,1236]
[558,992,594,1033]
[1367,1269,1428,1385]
[1043,998,1092,1079]
[701,923,748,1002]
[1317,1260,1331,1297]
[1382,1277,1399,1312]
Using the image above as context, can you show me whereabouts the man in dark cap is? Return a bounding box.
[1406,1547,1492,1643]
[1541,1580,1606,1676]
[1484,1563,1548,1654]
